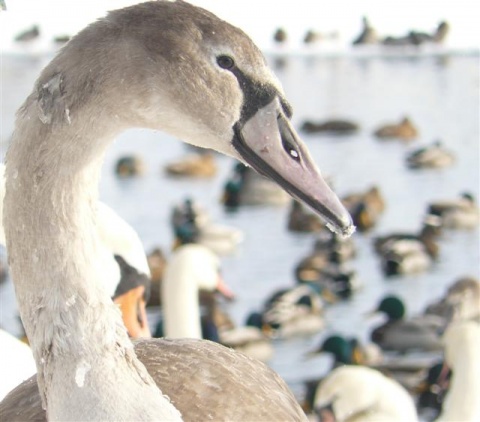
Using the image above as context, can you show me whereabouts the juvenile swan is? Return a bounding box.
[1,1,353,421]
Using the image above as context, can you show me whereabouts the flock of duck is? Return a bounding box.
[273,17,450,49]
[0,1,478,421]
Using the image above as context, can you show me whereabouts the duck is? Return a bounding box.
[310,334,384,367]
[287,199,325,232]
[246,285,325,339]
[342,185,386,232]
[424,276,480,323]
[294,230,358,300]
[426,192,479,229]
[435,320,480,421]
[300,119,359,135]
[382,21,450,47]
[0,163,151,338]
[1,1,354,419]
[373,116,418,141]
[370,295,445,353]
[0,329,36,401]
[171,197,244,255]
[313,365,418,421]
[273,27,288,44]
[415,361,451,420]
[373,216,441,276]
[222,162,291,208]
[115,154,146,177]
[406,140,455,169]
[14,25,40,42]
[352,16,379,45]
[164,151,217,178]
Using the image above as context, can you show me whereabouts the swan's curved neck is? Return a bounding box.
[4,82,181,420]
[163,261,203,339]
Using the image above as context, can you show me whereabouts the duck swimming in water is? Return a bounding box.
[0,1,353,420]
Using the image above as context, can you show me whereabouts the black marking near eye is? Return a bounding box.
[217,55,235,70]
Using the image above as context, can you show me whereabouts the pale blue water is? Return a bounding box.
[1,51,479,403]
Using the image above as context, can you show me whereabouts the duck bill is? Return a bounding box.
[232,99,354,237]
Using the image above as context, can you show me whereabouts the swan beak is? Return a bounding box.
[315,403,336,422]
[114,285,152,338]
[232,99,354,237]
[216,275,235,301]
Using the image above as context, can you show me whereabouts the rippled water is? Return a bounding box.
[1,51,479,404]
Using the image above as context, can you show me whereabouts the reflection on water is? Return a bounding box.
[0,53,479,405]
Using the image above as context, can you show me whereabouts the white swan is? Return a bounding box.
[436,320,480,421]
[162,243,273,362]
[314,365,418,421]
[0,163,151,338]
[162,244,232,339]
[0,1,353,420]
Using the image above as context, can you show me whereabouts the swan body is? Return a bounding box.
[0,338,302,421]
[2,1,353,419]
[314,365,418,421]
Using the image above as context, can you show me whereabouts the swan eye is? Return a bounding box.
[283,139,300,161]
[217,55,235,70]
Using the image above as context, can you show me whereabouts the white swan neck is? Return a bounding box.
[163,249,203,339]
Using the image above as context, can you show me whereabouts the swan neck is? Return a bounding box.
[3,102,181,420]
[163,261,203,339]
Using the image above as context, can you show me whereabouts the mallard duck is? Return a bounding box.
[374,217,441,276]
[300,119,359,135]
[352,16,378,45]
[287,199,325,232]
[427,192,479,229]
[374,116,418,141]
[222,162,290,208]
[246,285,325,339]
[14,25,40,42]
[164,152,217,177]
[342,185,386,231]
[115,154,145,177]
[406,141,455,169]
[370,295,445,353]
[171,198,244,255]
[424,276,480,322]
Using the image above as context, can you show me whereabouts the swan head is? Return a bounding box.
[36,1,353,236]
